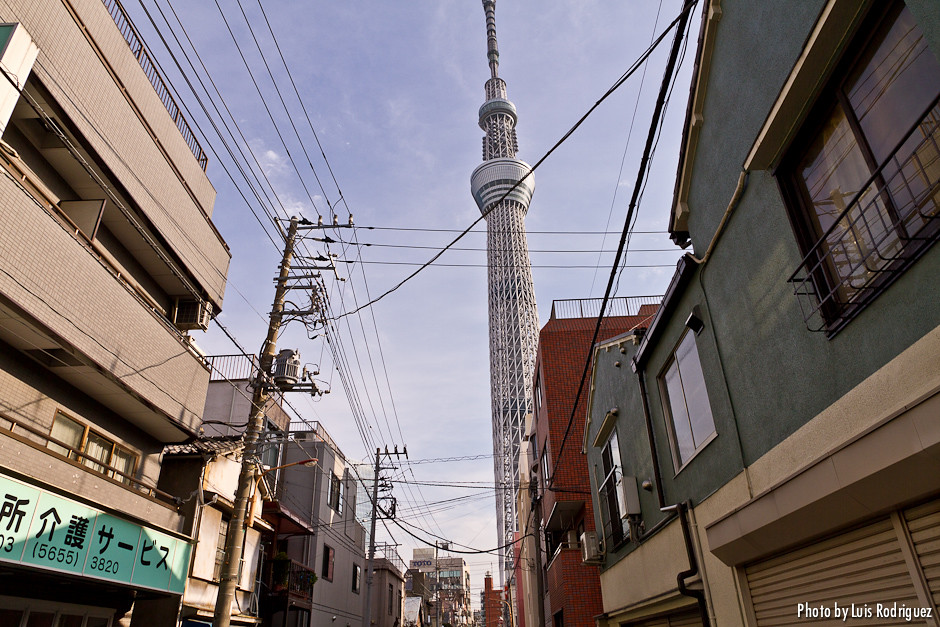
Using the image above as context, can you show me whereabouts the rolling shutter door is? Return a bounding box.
[625,609,703,627]
[906,500,940,610]
[668,610,705,627]
[744,517,920,626]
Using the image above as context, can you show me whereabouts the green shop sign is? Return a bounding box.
[0,473,191,594]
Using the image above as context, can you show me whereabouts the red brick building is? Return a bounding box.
[528,297,659,627]
[483,572,503,627]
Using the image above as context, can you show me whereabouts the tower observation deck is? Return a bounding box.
[470,0,540,585]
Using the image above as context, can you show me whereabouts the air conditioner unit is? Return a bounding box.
[580,531,602,564]
[173,298,212,331]
[567,530,580,548]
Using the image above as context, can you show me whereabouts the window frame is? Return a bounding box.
[597,430,626,547]
[328,471,343,514]
[352,563,361,594]
[538,448,549,496]
[213,517,230,582]
[778,0,940,334]
[534,369,544,418]
[321,544,334,582]
[46,411,139,485]
[658,329,717,473]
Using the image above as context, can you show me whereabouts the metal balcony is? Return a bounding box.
[789,98,940,335]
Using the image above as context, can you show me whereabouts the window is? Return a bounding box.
[352,563,361,593]
[660,331,716,469]
[388,583,393,615]
[47,411,139,485]
[213,518,229,581]
[321,545,334,582]
[539,448,549,496]
[328,472,343,514]
[598,431,625,546]
[783,2,940,333]
[534,372,543,417]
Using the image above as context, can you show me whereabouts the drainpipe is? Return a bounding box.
[634,369,665,511]
[661,502,710,627]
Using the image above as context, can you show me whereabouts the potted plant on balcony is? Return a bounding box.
[272,552,291,592]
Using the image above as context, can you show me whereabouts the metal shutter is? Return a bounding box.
[905,500,940,611]
[626,609,703,627]
[744,517,920,626]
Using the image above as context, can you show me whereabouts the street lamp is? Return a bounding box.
[498,600,514,627]
[247,457,319,525]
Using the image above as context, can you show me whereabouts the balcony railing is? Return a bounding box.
[550,296,661,321]
[100,0,208,171]
[206,354,260,382]
[0,412,179,507]
[265,558,317,600]
[789,97,940,334]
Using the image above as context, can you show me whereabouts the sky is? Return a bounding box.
[123,0,700,603]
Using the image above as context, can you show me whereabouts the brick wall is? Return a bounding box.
[536,314,652,529]
[546,549,603,627]
[535,313,655,627]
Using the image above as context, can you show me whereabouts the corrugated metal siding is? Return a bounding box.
[744,517,919,626]
[626,609,703,627]
[668,610,705,627]
[906,500,940,610]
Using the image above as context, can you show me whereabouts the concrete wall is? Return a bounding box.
[0,153,212,437]
[279,434,366,626]
[585,1,940,624]
[0,0,230,304]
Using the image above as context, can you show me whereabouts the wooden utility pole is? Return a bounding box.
[213,217,299,627]
[363,446,407,627]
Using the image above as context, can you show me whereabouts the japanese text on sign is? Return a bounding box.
[0,474,190,594]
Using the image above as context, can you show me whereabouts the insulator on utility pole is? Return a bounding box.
[213,217,301,627]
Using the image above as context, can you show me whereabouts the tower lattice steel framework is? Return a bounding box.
[470,0,539,584]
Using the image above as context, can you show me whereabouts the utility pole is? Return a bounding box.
[363,445,407,627]
[530,481,546,627]
[436,542,441,627]
[435,540,450,627]
[210,214,354,627]
[213,217,300,627]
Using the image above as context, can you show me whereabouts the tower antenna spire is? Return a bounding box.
[483,0,500,79]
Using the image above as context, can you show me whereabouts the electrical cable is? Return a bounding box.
[548,0,698,488]
[332,1,700,320]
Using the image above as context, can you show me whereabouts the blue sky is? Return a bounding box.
[125,0,699,600]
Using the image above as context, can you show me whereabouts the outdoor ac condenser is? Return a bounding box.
[581,531,603,564]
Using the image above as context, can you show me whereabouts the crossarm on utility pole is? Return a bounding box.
[213,217,300,627]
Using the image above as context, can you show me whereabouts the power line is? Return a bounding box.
[333,2,699,320]
[548,0,697,487]
[326,240,681,254]
[401,454,494,465]
[361,227,671,235]
[338,261,678,269]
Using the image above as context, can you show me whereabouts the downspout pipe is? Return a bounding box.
[635,369,666,511]
[661,501,710,627]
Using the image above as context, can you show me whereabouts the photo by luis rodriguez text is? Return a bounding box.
[797,602,934,622]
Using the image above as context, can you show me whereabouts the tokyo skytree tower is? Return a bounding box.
[470,0,539,583]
